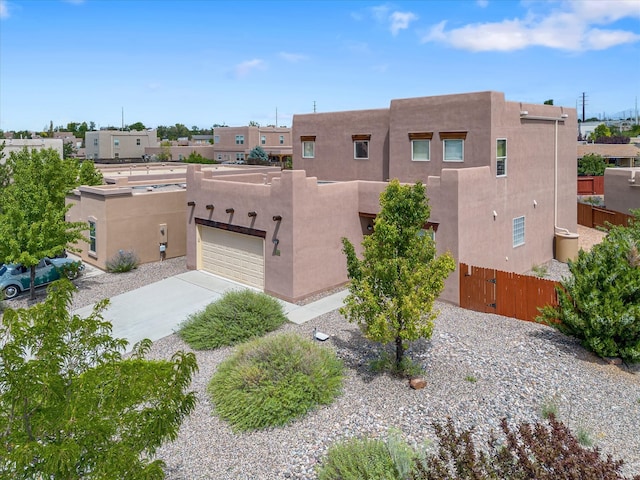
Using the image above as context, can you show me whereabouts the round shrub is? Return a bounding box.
[105,250,139,273]
[208,333,344,431]
[178,289,287,350]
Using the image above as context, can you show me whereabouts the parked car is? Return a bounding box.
[0,257,84,299]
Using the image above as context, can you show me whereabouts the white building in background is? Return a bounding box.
[1,138,64,161]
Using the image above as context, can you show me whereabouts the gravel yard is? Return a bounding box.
[3,226,638,479]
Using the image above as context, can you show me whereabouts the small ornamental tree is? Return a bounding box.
[578,153,607,176]
[539,210,640,362]
[0,280,198,479]
[247,145,270,165]
[341,180,456,372]
[78,160,104,185]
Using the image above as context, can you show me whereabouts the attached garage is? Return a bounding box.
[198,224,265,289]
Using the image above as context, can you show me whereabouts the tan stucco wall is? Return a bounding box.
[66,186,186,270]
[1,139,64,159]
[605,168,640,214]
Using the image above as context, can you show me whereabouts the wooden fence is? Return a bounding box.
[459,263,560,322]
[577,176,604,195]
[577,203,634,229]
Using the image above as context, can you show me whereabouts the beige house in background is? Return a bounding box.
[578,143,640,168]
[185,91,577,304]
[1,138,64,160]
[212,126,292,163]
[85,129,159,162]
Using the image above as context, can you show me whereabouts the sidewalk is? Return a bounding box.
[73,270,347,350]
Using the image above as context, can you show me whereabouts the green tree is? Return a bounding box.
[578,153,607,176]
[341,180,456,371]
[0,280,198,479]
[158,141,172,161]
[544,99,554,105]
[539,210,640,362]
[128,121,146,131]
[247,145,269,165]
[0,148,86,299]
[63,141,76,159]
[589,124,611,141]
[78,160,104,185]
[248,120,260,127]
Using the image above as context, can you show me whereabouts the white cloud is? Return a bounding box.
[389,11,418,35]
[279,52,308,63]
[476,0,489,7]
[0,0,10,19]
[421,0,640,52]
[369,4,418,35]
[234,59,266,78]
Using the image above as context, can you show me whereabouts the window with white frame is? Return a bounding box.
[513,216,525,247]
[301,136,315,158]
[279,135,284,145]
[497,138,507,177]
[440,132,466,162]
[409,132,432,162]
[235,135,244,145]
[352,134,370,160]
[88,220,96,252]
[261,135,266,145]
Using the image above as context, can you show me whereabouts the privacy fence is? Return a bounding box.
[459,263,560,323]
[577,203,634,229]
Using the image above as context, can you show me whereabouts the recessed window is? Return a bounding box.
[235,135,244,145]
[113,138,120,147]
[136,138,141,146]
[261,135,266,145]
[114,153,119,159]
[513,216,525,247]
[497,138,507,177]
[354,141,369,159]
[412,140,430,161]
[301,135,316,158]
[217,154,222,160]
[93,138,98,146]
[88,220,96,252]
[279,135,284,145]
[443,139,463,162]
[214,135,220,143]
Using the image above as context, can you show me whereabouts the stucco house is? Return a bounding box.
[212,126,292,164]
[85,129,159,162]
[1,138,64,160]
[185,91,577,304]
[578,143,640,168]
[604,167,640,215]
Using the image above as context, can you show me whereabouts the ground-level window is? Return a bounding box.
[412,140,430,161]
[235,153,245,162]
[89,221,96,252]
[419,228,435,241]
[497,138,507,177]
[513,216,525,247]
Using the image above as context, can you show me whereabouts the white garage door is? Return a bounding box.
[199,226,265,289]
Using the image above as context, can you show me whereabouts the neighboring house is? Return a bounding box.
[1,138,64,160]
[212,126,292,163]
[191,135,213,145]
[185,91,577,304]
[66,164,281,270]
[604,167,640,215]
[144,145,216,162]
[578,143,639,168]
[85,129,159,162]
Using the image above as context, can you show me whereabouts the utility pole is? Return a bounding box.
[313,101,316,113]
[580,92,587,122]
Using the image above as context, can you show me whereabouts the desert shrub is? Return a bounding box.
[105,250,139,273]
[178,289,287,349]
[538,211,640,362]
[369,350,425,378]
[208,333,343,431]
[317,434,413,480]
[412,415,639,480]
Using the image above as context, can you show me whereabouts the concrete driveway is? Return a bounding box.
[73,270,347,350]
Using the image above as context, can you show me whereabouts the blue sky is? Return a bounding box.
[1,0,639,132]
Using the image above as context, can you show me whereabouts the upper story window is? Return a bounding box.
[279,135,284,145]
[235,135,244,145]
[409,132,433,162]
[301,135,315,158]
[261,135,266,145]
[93,138,98,146]
[496,138,507,177]
[352,134,370,160]
[214,135,220,143]
[113,138,120,147]
[513,216,525,247]
[440,132,467,162]
[136,138,141,146]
